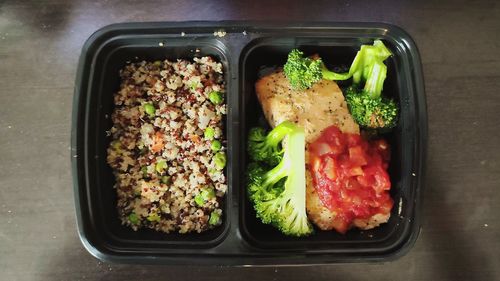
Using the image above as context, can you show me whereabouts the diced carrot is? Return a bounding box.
[151,131,164,153]
[190,134,201,143]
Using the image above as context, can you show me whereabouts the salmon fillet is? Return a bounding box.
[255,71,359,142]
[255,70,390,232]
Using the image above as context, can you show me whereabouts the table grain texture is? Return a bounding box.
[0,0,499,280]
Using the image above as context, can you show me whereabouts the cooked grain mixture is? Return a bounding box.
[106,56,227,234]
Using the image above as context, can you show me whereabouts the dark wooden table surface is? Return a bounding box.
[1,0,499,280]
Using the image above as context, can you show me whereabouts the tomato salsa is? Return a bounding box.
[309,125,393,233]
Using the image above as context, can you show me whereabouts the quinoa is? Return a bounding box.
[106,56,227,234]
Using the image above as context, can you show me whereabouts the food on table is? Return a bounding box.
[107,56,227,234]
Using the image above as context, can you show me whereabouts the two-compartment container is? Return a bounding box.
[71,22,427,265]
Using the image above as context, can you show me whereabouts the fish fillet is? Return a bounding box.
[255,70,390,232]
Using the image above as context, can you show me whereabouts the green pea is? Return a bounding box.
[111,140,122,152]
[211,140,222,152]
[128,212,140,225]
[214,152,226,170]
[161,175,171,184]
[141,166,148,178]
[194,194,205,207]
[144,103,155,117]
[153,60,162,67]
[111,140,121,149]
[208,91,223,104]
[147,212,161,222]
[201,187,215,200]
[204,127,215,140]
[209,212,220,226]
[155,160,167,174]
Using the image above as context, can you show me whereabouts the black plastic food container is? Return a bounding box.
[72,22,427,265]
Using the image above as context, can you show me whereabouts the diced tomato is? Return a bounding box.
[345,133,362,147]
[311,156,321,173]
[348,145,368,166]
[309,125,393,233]
[322,126,345,153]
[373,139,390,161]
[315,143,333,156]
[323,157,337,180]
[349,166,363,176]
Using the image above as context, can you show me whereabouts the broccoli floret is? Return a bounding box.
[283,49,354,91]
[347,40,392,97]
[340,40,398,129]
[247,162,284,202]
[246,121,313,237]
[247,122,295,166]
[345,86,398,128]
[283,49,352,90]
[283,49,323,90]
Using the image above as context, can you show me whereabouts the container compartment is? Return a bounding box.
[238,36,424,255]
[73,30,233,256]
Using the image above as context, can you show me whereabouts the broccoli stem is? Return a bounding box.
[266,122,294,148]
[262,123,302,189]
[279,127,307,215]
[322,40,392,99]
[264,126,310,236]
[363,60,387,99]
[321,66,351,81]
[262,158,287,189]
